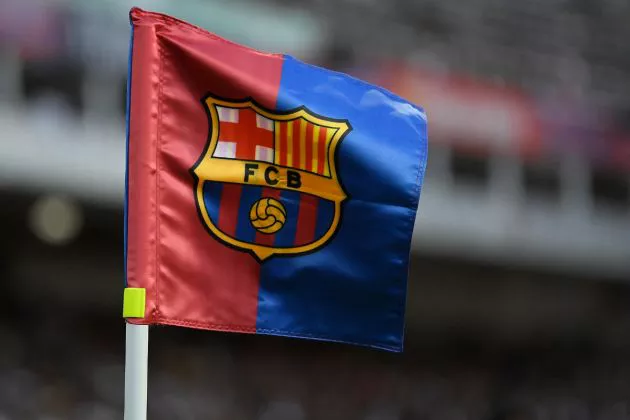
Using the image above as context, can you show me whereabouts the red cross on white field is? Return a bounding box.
[215,107,274,162]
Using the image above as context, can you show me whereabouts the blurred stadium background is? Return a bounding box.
[1,0,630,419]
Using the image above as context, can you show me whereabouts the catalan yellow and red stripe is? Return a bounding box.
[274,119,335,175]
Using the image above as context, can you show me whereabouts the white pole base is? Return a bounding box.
[124,323,149,420]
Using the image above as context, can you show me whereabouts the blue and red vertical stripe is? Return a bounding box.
[202,183,334,248]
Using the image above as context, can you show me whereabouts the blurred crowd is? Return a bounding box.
[1,315,630,420]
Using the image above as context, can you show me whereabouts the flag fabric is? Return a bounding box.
[125,8,428,352]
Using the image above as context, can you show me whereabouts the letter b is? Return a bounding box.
[287,170,301,189]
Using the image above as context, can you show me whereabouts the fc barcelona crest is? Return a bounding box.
[192,94,351,261]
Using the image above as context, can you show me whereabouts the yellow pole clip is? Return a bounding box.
[123,288,146,318]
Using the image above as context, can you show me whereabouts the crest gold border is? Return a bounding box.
[191,94,351,261]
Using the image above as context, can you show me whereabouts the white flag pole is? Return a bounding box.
[124,323,149,420]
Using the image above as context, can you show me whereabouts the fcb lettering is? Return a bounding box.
[243,163,302,189]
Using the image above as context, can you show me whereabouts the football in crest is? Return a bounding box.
[249,197,287,234]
